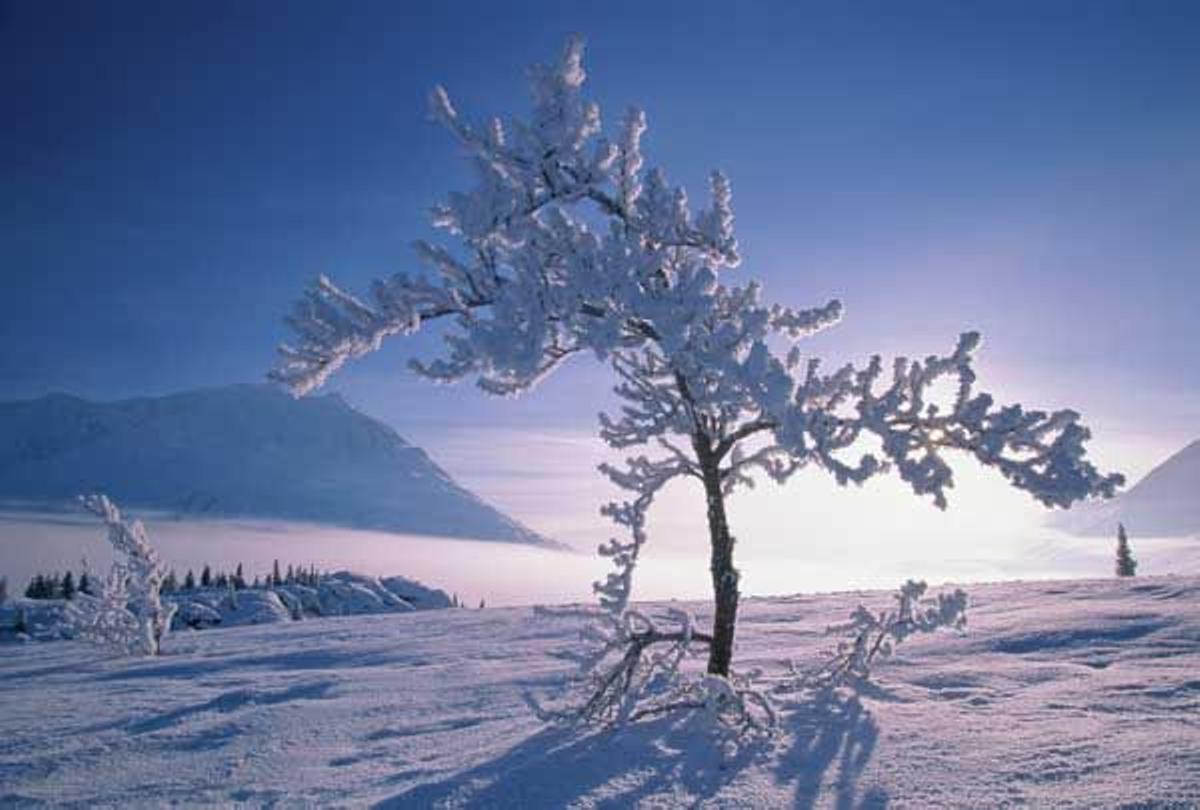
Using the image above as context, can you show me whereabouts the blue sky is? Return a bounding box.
[3,1,1198,554]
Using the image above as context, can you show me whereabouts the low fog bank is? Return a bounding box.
[2,510,1197,607]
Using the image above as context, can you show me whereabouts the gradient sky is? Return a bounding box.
[3,2,1198,561]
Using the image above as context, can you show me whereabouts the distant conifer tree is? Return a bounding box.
[0,576,7,604]
[200,565,212,589]
[79,571,93,596]
[184,569,196,591]
[272,560,282,587]
[1116,523,1137,577]
[234,563,246,590]
[61,571,76,600]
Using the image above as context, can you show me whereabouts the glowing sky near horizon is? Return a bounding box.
[3,2,1198,575]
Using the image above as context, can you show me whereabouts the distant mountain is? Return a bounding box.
[1051,439,1200,538]
[0,384,556,547]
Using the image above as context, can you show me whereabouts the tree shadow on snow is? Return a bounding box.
[775,688,887,809]
[375,688,885,808]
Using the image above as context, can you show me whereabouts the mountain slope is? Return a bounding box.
[0,384,553,546]
[1052,439,1200,537]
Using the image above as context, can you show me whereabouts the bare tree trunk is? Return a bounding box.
[700,452,738,676]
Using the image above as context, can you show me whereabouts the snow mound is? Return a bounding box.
[0,572,454,639]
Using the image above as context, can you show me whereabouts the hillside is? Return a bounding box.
[1053,439,1200,537]
[0,385,552,546]
[1,577,1197,806]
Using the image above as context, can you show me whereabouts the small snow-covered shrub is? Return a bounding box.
[795,580,968,690]
[66,495,176,656]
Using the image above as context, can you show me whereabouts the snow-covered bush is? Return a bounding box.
[271,38,1122,730]
[796,580,968,690]
[67,495,176,656]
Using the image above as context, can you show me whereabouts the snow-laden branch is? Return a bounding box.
[790,580,968,690]
[66,495,176,656]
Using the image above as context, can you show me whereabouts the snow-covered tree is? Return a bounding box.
[1116,522,1137,577]
[68,495,177,656]
[270,39,1122,721]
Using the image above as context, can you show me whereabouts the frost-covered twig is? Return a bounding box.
[786,580,967,691]
[66,495,176,656]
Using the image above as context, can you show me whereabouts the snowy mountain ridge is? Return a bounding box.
[1052,438,1200,538]
[0,384,555,547]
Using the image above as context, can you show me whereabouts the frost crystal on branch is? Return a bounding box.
[271,38,1123,732]
[67,495,176,656]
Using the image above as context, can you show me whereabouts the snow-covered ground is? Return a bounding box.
[2,576,1198,807]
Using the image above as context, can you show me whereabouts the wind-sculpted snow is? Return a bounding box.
[1,577,1198,807]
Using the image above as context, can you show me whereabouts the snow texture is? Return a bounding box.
[0,384,553,547]
[1,577,1198,807]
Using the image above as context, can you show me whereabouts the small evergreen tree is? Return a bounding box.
[272,560,282,587]
[1116,522,1137,577]
[24,576,38,599]
[252,575,262,589]
[478,598,485,610]
[234,563,246,590]
[200,565,212,589]
[79,571,93,596]
[184,569,196,591]
[0,576,7,604]
[61,571,76,600]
